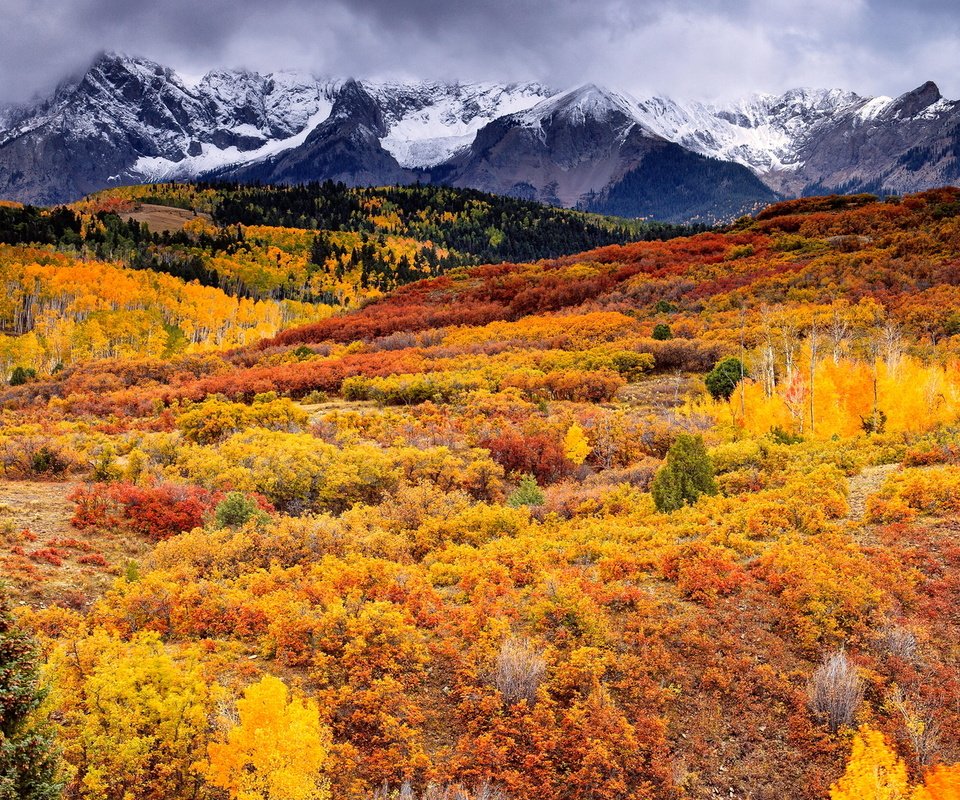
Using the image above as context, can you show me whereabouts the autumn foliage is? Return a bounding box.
[9,186,960,800]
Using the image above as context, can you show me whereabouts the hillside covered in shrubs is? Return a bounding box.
[3,188,960,798]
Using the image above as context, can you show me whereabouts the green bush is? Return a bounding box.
[705,357,746,401]
[507,475,545,508]
[652,434,717,512]
[654,300,677,314]
[9,366,36,386]
[651,323,673,341]
[0,590,62,800]
[30,446,68,476]
[214,492,263,528]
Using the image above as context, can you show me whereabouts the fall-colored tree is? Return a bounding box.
[830,726,910,800]
[206,675,332,800]
[562,423,591,466]
[914,764,960,800]
[48,629,216,800]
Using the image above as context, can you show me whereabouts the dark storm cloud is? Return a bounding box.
[3,0,960,104]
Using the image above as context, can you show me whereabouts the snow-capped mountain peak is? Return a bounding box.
[627,88,869,174]
[518,84,639,129]
[1,54,960,222]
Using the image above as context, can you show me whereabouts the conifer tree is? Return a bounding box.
[705,357,746,401]
[651,434,717,512]
[0,590,60,800]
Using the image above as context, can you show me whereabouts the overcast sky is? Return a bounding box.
[3,0,960,104]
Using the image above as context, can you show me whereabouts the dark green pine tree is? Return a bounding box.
[704,357,746,401]
[651,434,718,513]
[0,591,61,800]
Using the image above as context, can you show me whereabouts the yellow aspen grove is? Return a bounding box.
[563,422,592,466]
[912,765,960,800]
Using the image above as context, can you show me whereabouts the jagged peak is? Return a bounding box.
[322,79,386,132]
[888,80,943,118]
[86,51,169,77]
[517,83,639,128]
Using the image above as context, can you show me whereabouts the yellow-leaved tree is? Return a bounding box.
[832,725,960,800]
[206,674,332,800]
[831,726,910,800]
[563,423,591,466]
[47,629,218,800]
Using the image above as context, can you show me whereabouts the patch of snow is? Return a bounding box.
[914,98,952,119]
[230,123,267,138]
[130,102,333,180]
[372,80,555,167]
[384,134,476,168]
[629,88,868,173]
[857,96,893,121]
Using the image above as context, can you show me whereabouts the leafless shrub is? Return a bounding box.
[491,636,546,705]
[374,331,419,351]
[888,686,940,766]
[879,625,919,663]
[583,460,658,490]
[808,649,864,733]
[372,781,508,800]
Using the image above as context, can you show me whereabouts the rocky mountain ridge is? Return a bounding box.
[1,52,957,221]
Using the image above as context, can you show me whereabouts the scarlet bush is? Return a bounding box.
[481,430,573,484]
[70,482,220,541]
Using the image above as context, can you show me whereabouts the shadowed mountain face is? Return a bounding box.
[218,80,416,188]
[1,53,958,221]
[430,84,778,221]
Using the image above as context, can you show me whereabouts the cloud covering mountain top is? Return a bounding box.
[4,0,960,105]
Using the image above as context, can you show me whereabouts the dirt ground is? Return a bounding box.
[618,373,702,410]
[122,203,212,234]
[0,480,151,609]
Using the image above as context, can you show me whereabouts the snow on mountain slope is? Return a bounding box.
[630,89,868,173]
[4,51,960,210]
[369,81,556,167]
[515,84,640,128]
[198,68,337,140]
[500,84,872,175]
[130,102,337,181]
[128,75,341,182]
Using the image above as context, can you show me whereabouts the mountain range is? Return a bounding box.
[2,52,959,222]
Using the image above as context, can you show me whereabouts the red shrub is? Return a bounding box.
[29,548,64,567]
[481,430,573,484]
[661,542,749,603]
[70,482,219,541]
[77,553,110,567]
